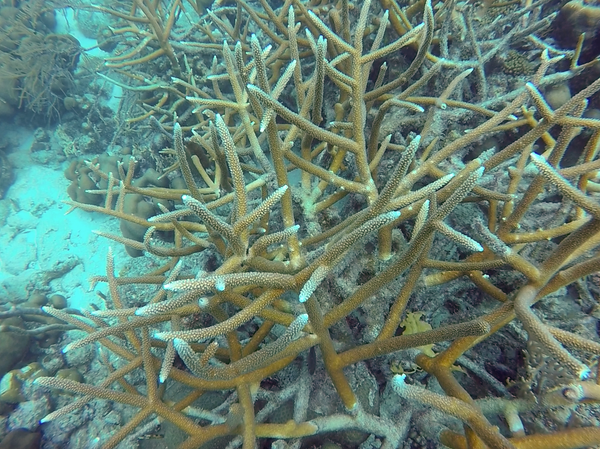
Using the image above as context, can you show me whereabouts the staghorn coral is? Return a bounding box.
[30,0,600,448]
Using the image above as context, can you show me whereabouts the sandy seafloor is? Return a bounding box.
[0,125,124,311]
[0,9,140,448]
[0,8,124,312]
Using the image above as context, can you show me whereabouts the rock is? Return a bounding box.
[0,428,41,449]
[553,0,600,61]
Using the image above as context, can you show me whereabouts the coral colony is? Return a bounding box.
[1,0,600,448]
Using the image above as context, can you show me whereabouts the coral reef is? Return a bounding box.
[3,0,598,448]
[0,0,82,118]
[553,0,600,62]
